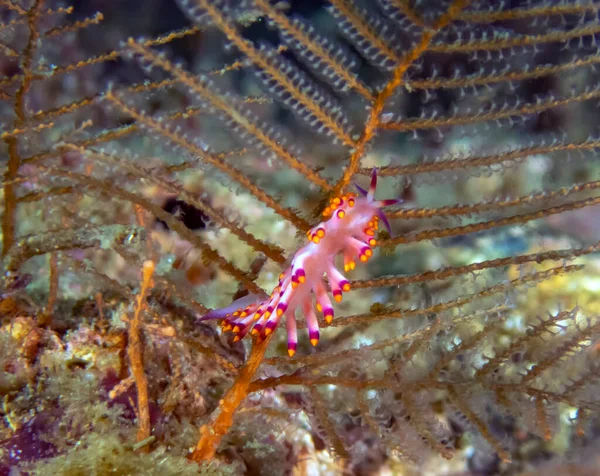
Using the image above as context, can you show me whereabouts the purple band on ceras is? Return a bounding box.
[309,328,320,347]
[263,319,278,337]
[323,307,334,324]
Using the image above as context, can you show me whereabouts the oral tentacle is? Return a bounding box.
[375,198,401,208]
[367,167,378,201]
[354,182,368,197]
[378,209,393,235]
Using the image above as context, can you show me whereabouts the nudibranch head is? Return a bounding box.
[200,168,400,357]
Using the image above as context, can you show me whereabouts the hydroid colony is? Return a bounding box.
[2,0,600,473]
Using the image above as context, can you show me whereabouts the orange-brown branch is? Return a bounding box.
[2,0,43,257]
[128,260,155,448]
[39,252,58,326]
[191,334,273,462]
[332,0,471,196]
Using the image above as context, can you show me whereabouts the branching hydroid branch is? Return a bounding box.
[332,0,471,195]
[61,143,287,264]
[123,39,331,193]
[128,260,155,449]
[369,139,600,177]
[388,180,600,220]
[382,196,600,248]
[32,165,265,294]
[353,242,600,289]
[105,88,312,232]
[333,264,582,328]
[2,0,43,257]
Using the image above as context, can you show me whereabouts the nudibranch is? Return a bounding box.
[199,169,399,356]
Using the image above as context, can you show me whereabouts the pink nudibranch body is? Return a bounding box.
[200,169,399,357]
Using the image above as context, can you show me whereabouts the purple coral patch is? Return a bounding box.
[0,414,58,474]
